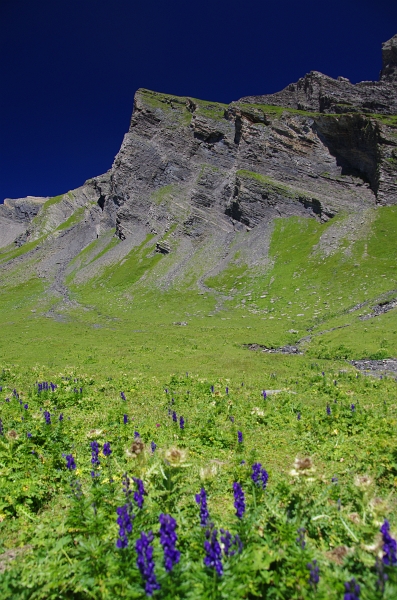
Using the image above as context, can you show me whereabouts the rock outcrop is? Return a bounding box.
[240,34,397,115]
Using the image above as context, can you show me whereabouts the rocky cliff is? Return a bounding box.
[1,34,397,295]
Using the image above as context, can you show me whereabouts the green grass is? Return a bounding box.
[0,362,396,598]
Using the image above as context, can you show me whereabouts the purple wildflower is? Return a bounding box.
[351,404,356,412]
[116,503,134,549]
[5,398,9,403]
[133,477,146,509]
[296,527,306,549]
[210,385,214,393]
[136,531,160,596]
[179,416,185,430]
[195,487,209,526]
[262,390,267,399]
[159,513,180,572]
[326,404,331,416]
[24,403,28,410]
[27,432,32,438]
[307,560,319,587]
[251,462,269,490]
[91,441,100,466]
[122,472,132,497]
[204,526,223,576]
[59,413,63,421]
[237,430,243,443]
[220,529,242,556]
[120,392,126,401]
[172,411,177,423]
[134,431,140,439]
[226,387,229,394]
[297,411,301,420]
[43,410,51,425]
[380,519,397,566]
[233,482,245,518]
[103,442,112,457]
[344,578,360,600]
[123,414,128,424]
[229,415,235,423]
[65,454,76,470]
[151,441,156,453]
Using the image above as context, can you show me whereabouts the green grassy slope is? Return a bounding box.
[0,204,397,379]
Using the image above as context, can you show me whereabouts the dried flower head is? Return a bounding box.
[325,545,349,565]
[290,456,315,477]
[348,512,361,525]
[354,474,373,489]
[164,446,188,467]
[86,429,103,438]
[129,439,145,457]
[200,464,219,481]
[7,430,19,440]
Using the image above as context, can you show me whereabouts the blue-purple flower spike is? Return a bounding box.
[179,416,185,429]
[233,482,245,518]
[195,487,209,526]
[91,441,100,466]
[116,503,134,548]
[65,454,76,470]
[380,519,397,566]
[220,529,243,556]
[344,578,360,600]
[103,442,112,456]
[251,462,269,490]
[136,531,160,596]
[159,513,180,572]
[237,430,243,443]
[204,526,223,576]
[133,477,146,509]
[307,560,319,587]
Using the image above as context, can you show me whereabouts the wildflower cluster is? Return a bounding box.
[233,482,245,518]
[380,519,397,566]
[204,526,223,576]
[136,531,160,596]
[220,529,242,557]
[251,462,269,489]
[159,513,180,572]
[195,487,209,526]
[344,578,360,600]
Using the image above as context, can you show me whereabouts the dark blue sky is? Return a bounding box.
[1,0,396,202]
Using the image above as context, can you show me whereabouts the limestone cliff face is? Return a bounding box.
[1,35,397,294]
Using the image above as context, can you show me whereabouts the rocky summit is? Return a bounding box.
[1,34,397,298]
